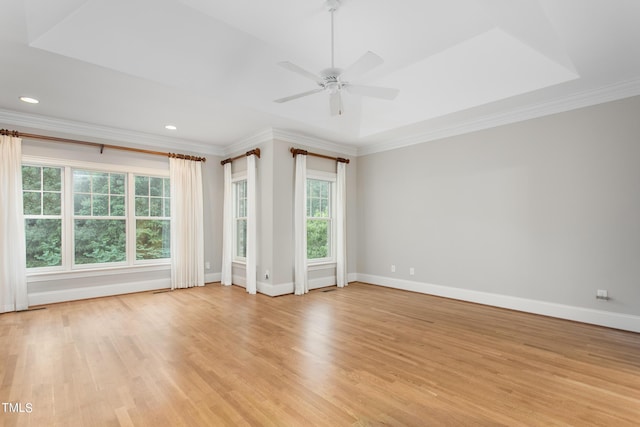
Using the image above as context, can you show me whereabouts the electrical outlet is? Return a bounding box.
[596,289,609,300]
[409,267,415,276]
[391,265,396,273]
[205,261,210,270]
[265,270,270,280]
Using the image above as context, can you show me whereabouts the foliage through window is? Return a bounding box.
[135,176,171,260]
[73,170,127,265]
[307,178,332,260]
[234,179,247,259]
[22,162,171,271]
[22,165,63,268]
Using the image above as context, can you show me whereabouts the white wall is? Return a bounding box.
[356,96,640,331]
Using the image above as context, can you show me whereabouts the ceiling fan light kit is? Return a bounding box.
[274,0,399,116]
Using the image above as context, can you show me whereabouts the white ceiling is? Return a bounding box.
[1,0,640,155]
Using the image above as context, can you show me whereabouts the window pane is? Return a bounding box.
[320,181,328,198]
[74,219,126,264]
[22,166,41,191]
[73,170,91,193]
[235,181,247,217]
[150,198,163,217]
[163,198,171,217]
[43,192,61,215]
[92,172,109,194]
[135,176,149,196]
[23,192,41,215]
[307,219,329,259]
[310,198,320,217]
[150,177,163,197]
[43,167,61,191]
[163,178,170,197]
[319,199,328,217]
[25,219,62,268]
[135,196,149,216]
[110,196,125,216]
[92,194,109,216]
[110,174,125,195]
[74,194,91,215]
[136,219,170,260]
[236,218,247,258]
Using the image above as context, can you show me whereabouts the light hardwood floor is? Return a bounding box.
[1,282,639,426]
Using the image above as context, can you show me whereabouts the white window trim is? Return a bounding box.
[306,170,337,266]
[232,172,247,264]
[22,155,171,278]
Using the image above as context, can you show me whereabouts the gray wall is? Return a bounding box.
[357,96,640,316]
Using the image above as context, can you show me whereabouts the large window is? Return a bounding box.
[22,161,170,271]
[22,166,63,268]
[307,177,334,261]
[233,179,247,260]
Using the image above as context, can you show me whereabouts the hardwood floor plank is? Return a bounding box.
[1,282,639,426]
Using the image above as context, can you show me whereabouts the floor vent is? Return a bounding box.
[153,290,171,294]
[322,289,337,293]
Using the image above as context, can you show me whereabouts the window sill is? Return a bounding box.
[308,261,336,271]
[232,260,247,266]
[26,263,171,282]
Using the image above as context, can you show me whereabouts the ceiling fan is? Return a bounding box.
[274,0,399,116]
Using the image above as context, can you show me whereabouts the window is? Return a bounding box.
[73,170,126,265]
[22,160,170,272]
[134,175,171,261]
[307,177,334,261]
[234,179,247,260]
[22,165,63,268]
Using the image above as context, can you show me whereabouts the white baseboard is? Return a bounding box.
[258,281,293,297]
[356,274,640,333]
[29,278,170,306]
[231,272,358,297]
[205,272,221,283]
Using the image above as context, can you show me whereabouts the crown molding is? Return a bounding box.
[272,129,358,157]
[223,128,274,156]
[357,77,640,156]
[226,127,358,157]
[0,109,225,156]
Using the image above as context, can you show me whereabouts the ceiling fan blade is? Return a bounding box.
[329,91,343,116]
[339,51,384,82]
[274,88,324,103]
[345,84,399,100]
[277,61,323,84]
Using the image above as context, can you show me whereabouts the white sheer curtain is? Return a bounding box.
[336,161,348,288]
[221,162,233,286]
[294,153,308,295]
[0,135,28,312]
[170,158,205,290]
[246,154,257,294]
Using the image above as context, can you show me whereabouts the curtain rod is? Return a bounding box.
[220,148,261,165]
[0,129,207,162]
[290,147,350,164]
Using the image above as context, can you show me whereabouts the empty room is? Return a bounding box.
[1,0,639,425]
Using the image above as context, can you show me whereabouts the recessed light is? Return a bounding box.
[19,96,39,104]
[165,125,177,130]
